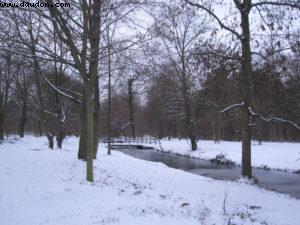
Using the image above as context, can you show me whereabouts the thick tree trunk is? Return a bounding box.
[93,77,100,159]
[78,80,99,160]
[78,91,87,160]
[241,108,252,178]
[85,84,94,182]
[56,133,63,149]
[47,135,54,149]
[240,2,253,178]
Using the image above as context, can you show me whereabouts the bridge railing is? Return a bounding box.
[99,137,157,145]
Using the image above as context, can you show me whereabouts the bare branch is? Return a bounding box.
[184,0,242,40]
[220,102,245,114]
[249,107,300,130]
[251,1,300,10]
[41,73,81,104]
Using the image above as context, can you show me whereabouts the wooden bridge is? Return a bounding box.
[99,137,157,145]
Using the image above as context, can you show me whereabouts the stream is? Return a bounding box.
[112,145,300,199]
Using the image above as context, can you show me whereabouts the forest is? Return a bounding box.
[0,1,300,225]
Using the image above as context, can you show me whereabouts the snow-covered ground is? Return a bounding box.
[1,136,300,225]
[139,139,300,172]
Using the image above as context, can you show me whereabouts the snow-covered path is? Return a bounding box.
[1,136,299,225]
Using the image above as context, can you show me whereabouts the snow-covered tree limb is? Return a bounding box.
[251,1,300,10]
[220,102,245,114]
[42,73,81,104]
[249,107,300,130]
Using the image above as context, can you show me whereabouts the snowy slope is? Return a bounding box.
[139,139,300,172]
[0,136,300,225]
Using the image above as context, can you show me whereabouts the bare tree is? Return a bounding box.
[0,49,15,140]
[15,61,32,138]
[185,0,300,178]
[40,0,103,181]
[152,3,207,150]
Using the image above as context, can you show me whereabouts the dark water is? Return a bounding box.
[113,146,300,199]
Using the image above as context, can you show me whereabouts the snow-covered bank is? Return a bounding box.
[1,136,300,225]
[142,139,300,172]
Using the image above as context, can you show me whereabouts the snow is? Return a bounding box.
[142,139,300,172]
[1,136,300,225]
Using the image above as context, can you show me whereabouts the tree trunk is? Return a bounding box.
[213,115,221,143]
[216,115,221,143]
[78,91,87,160]
[183,87,197,151]
[239,2,253,178]
[18,102,27,138]
[78,80,99,160]
[0,108,4,140]
[31,42,53,149]
[128,79,135,138]
[56,133,63,149]
[47,135,54,149]
[186,108,197,150]
[85,84,94,182]
[0,49,11,141]
[107,31,112,155]
[212,121,217,143]
[54,34,66,149]
[241,108,252,178]
[180,47,197,150]
[55,69,65,149]
[38,120,43,137]
[93,76,100,159]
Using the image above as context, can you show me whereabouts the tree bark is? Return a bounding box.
[78,91,87,160]
[93,76,100,159]
[85,84,94,182]
[239,1,253,178]
[78,79,100,160]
